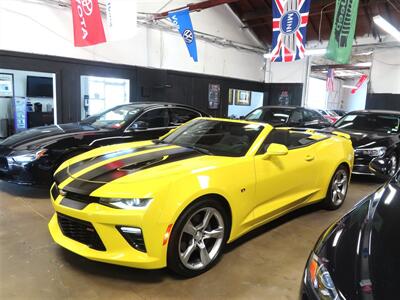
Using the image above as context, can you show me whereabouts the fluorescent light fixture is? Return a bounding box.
[373,15,400,41]
[354,62,372,67]
[263,48,327,59]
[342,85,358,89]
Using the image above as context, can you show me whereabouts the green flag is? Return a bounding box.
[326,0,360,64]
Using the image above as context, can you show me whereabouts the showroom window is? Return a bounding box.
[81,75,130,119]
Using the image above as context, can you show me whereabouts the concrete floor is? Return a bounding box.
[0,177,380,300]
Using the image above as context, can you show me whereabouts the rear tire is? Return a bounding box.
[167,199,229,277]
[322,165,349,210]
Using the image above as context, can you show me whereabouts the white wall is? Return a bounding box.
[306,77,327,108]
[341,78,368,111]
[370,48,400,94]
[265,59,308,83]
[0,0,265,82]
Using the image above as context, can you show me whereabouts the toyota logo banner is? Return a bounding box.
[71,0,106,47]
[168,8,198,62]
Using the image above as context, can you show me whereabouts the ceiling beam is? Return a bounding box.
[154,0,240,19]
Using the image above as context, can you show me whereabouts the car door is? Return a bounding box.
[124,108,173,141]
[251,129,320,224]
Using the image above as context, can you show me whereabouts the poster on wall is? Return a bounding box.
[14,98,27,132]
[0,73,14,98]
[278,90,290,106]
[208,84,221,109]
[234,90,251,106]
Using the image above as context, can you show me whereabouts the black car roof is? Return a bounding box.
[116,102,209,115]
[348,110,400,116]
[257,105,299,110]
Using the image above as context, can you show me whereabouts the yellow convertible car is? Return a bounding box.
[49,118,353,277]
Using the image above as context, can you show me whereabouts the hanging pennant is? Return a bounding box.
[168,8,198,62]
[271,0,312,62]
[71,0,106,47]
[105,0,137,41]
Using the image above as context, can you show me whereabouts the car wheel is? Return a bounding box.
[388,154,398,177]
[167,199,229,277]
[323,165,349,210]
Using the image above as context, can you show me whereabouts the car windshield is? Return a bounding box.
[162,119,264,157]
[245,108,293,125]
[334,113,400,134]
[81,105,141,130]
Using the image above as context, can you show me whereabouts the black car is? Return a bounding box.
[0,102,208,186]
[333,110,400,176]
[301,163,400,299]
[245,106,331,129]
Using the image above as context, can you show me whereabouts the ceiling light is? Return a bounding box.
[354,62,372,67]
[342,85,358,89]
[373,15,400,41]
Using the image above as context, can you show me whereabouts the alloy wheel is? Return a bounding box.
[331,169,348,206]
[178,207,225,270]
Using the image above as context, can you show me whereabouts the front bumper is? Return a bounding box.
[353,154,374,175]
[48,185,169,269]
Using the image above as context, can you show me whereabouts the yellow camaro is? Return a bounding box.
[49,118,354,277]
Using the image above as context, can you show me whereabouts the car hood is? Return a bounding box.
[329,127,394,148]
[315,179,400,299]
[54,141,233,197]
[0,123,109,150]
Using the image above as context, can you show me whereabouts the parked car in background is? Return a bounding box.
[332,109,347,117]
[245,106,332,129]
[333,110,400,176]
[49,118,353,277]
[316,109,340,124]
[301,165,400,300]
[0,102,209,186]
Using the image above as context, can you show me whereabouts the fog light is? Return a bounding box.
[117,226,146,252]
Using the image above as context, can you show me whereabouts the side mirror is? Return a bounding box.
[130,121,148,131]
[369,157,391,179]
[262,143,289,160]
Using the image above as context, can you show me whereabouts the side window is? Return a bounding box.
[288,109,303,125]
[136,109,169,128]
[169,108,201,126]
[246,108,263,121]
[305,109,324,122]
[257,129,316,154]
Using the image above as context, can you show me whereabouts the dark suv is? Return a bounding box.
[0,102,209,186]
[245,106,331,129]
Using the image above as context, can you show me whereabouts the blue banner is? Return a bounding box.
[168,8,198,62]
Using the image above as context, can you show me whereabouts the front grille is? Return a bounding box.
[0,157,8,171]
[57,213,106,251]
[51,184,59,200]
[64,191,100,204]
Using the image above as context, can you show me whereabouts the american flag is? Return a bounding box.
[326,68,335,92]
[271,0,311,62]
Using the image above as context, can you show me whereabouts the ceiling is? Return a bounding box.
[229,0,400,47]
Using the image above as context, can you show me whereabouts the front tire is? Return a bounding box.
[322,165,349,210]
[167,199,229,277]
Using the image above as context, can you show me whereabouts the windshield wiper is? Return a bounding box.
[184,145,214,155]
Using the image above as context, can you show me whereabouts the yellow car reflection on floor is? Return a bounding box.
[49,118,353,277]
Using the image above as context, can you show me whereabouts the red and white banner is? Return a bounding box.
[105,0,137,41]
[351,75,368,94]
[71,0,106,47]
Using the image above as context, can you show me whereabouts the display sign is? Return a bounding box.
[234,90,251,106]
[326,0,360,64]
[208,84,220,110]
[14,98,27,132]
[71,0,106,47]
[168,8,198,62]
[0,73,14,97]
[271,0,311,62]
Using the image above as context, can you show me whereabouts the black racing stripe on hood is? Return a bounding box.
[63,147,203,195]
[54,143,166,184]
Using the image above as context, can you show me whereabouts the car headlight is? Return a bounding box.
[99,197,152,209]
[307,253,339,299]
[355,146,386,157]
[11,149,47,164]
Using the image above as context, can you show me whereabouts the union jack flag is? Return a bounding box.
[271,0,311,62]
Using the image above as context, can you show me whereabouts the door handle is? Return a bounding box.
[305,155,315,161]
